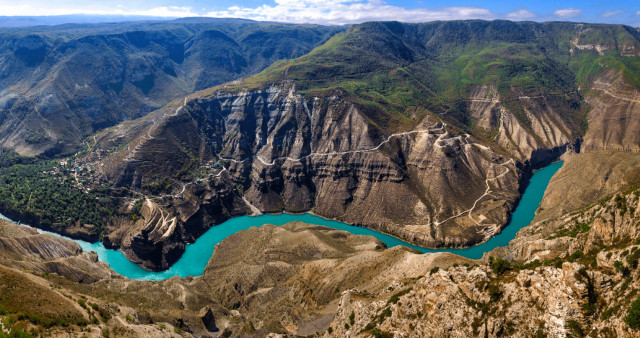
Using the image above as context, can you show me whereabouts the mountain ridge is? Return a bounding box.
[0,19,343,155]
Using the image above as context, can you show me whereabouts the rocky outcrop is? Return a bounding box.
[534,151,640,222]
[0,219,116,282]
[328,262,606,337]
[494,176,640,263]
[0,220,82,261]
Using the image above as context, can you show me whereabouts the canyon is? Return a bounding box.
[0,19,640,337]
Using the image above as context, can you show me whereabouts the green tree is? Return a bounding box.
[626,296,640,329]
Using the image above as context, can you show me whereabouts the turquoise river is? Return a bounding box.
[2,161,563,281]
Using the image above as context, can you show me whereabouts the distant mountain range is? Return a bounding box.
[0,18,343,155]
[0,15,177,28]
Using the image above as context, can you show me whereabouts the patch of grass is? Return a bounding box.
[626,295,640,329]
[387,288,412,305]
[373,307,392,325]
[566,320,584,337]
[0,266,88,329]
[548,221,591,240]
[489,256,512,275]
[602,304,620,320]
[370,328,394,338]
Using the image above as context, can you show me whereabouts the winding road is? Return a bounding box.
[253,123,447,166]
[135,96,517,228]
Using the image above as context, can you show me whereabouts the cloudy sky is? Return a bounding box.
[0,0,639,26]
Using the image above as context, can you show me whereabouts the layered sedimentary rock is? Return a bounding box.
[88,83,571,269]
[37,21,640,271]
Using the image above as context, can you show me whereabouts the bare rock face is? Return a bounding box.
[0,219,82,262]
[583,69,640,153]
[534,151,640,222]
[87,83,555,270]
[120,199,186,271]
[0,219,116,282]
[468,84,578,165]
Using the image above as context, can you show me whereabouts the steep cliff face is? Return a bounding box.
[468,84,577,164]
[583,69,640,153]
[492,162,640,264]
[533,151,640,222]
[87,83,537,269]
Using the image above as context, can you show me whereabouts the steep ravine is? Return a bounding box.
[83,82,577,271]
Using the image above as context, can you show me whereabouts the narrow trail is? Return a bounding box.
[210,117,514,228]
[592,81,640,104]
[134,96,191,147]
[125,96,191,164]
[253,122,447,166]
[433,159,515,227]
[242,196,263,216]
[131,96,515,229]
[177,183,186,196]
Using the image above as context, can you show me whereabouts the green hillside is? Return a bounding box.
[222,20,640,135]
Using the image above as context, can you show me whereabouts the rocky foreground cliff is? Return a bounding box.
[3,169,640,337]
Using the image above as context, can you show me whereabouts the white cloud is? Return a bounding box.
[554,8,582,18]
[206,1,495,25]
[0,3,198,17]
[601,10,622,18]
[507,9,535,20]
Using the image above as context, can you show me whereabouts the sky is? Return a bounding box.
[0,0,639,26]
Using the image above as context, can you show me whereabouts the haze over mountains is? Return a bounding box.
[0,15,175,28]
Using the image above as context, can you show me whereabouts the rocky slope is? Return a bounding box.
[0,18,342,156]
[583,69,640,153]
[0,218,471,337]
[4,182,640,337]
[315,171,640,337]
